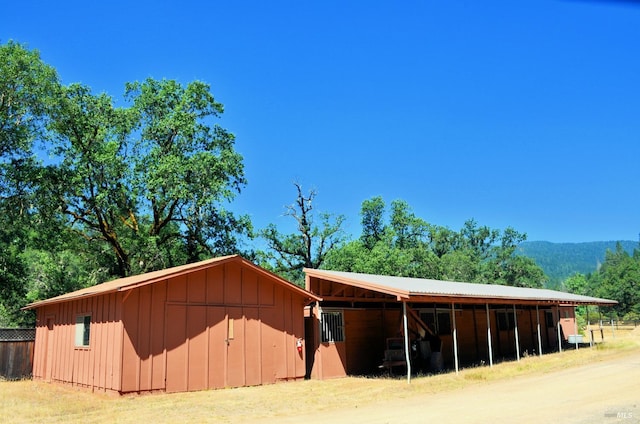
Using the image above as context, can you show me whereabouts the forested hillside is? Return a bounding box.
[516,240,638,289]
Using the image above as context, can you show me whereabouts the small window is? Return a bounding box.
[545,311,555,328]
[437,312,451,335]
[420,312,436,333]
[496,311,515,331]
[419,310,451,335]
[75,315,91,347]
[320,311,344,343]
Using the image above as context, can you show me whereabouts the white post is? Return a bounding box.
[513,304,520,361]
[587,307,593,348]
[486,303,493,367]
[452,303,459,374]
[573,306,579,350]
[536,305,542,356]
[611,318,615,339]
[402,301,411,384]
[557,305,562,353]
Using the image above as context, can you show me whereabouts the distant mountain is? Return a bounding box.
[516,240,638,289]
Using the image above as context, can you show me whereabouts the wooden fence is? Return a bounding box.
[0,328,35,380]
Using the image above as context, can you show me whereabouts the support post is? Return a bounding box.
[486,303,493,367]
[574,306,579,350]
[452,303,459,374]
[513,304,520,361]
[587,307,593,348]
[536,305,542,356]
[557,305,562,353]
[611,317,615,339]
[402,301,411,384]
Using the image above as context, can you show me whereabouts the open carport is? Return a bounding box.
[304,269,617,382]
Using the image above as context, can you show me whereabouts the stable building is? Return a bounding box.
[26,255,319,394]
[304,269,617,381]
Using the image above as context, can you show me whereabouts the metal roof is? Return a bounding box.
[305,269,618,306]
[25,255,320,310]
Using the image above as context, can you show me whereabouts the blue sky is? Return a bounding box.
[2,1,639,243]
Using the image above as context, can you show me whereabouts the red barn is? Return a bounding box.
[26,255,319,394]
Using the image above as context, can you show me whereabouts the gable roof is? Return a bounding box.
[25,255,320,310]
[305,269,617,306]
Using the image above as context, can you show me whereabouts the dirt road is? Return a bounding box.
[256,354,639,424]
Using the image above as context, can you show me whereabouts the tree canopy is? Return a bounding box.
[322,197,546,288]
[562,242,640,319]
[0,41,251,325]
[5,40,633,329]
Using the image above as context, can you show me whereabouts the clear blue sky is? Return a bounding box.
[2,1,639,243]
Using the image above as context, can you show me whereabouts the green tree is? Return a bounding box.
[0,41,60,326]
[360,196,385,249]
[44,78,250,277]
[324,196,546,288]
[389,199,429,249]
[563,272,590,296]
[0,42,251,325]
[0,40,59,157]
[596,243,639,316]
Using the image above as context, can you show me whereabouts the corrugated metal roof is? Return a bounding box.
[25,255,320,310]
[305,269,617,305]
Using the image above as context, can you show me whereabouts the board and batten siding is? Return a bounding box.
[31,257,310,394]
[32,292,124,393]
[120,260,307,393]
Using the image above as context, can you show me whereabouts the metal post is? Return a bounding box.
[536,305,542,356]
[486,303,493,367]
[611,317,615,339]
[573,306,579,350]
[452,303,459,374]
[557,305,562,353]
[513,304,520,361]
[402,301,411,384]
[587,307,593,347]
[599,307,604,341]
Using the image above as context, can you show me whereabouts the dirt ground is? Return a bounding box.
[251,353,640,424]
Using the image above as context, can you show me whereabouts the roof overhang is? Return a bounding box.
[304,268,618,307]
[25,255,320,310]
[305,268,410,300]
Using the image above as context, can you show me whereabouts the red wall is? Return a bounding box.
[310,305,564,379]
[32,293,124,393]
[121,260,307,393]
[33,260,308,394]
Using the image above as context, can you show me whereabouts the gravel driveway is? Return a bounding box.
[254,354,639,424]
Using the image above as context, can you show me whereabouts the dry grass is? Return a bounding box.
[2,326,638,423]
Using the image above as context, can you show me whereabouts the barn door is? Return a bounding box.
[207,307,226,389]
[165,305,246,392]
[225,307,245,388]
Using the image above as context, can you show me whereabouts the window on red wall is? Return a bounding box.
[320,311,344,343]
[545,311,555,328]
[75,315,91,347]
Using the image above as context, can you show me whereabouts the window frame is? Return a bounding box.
[75,314,91,348]
[320,310,344,343]
[495,310,516,331]
[545,310,555,328]
[418,308,452,336]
